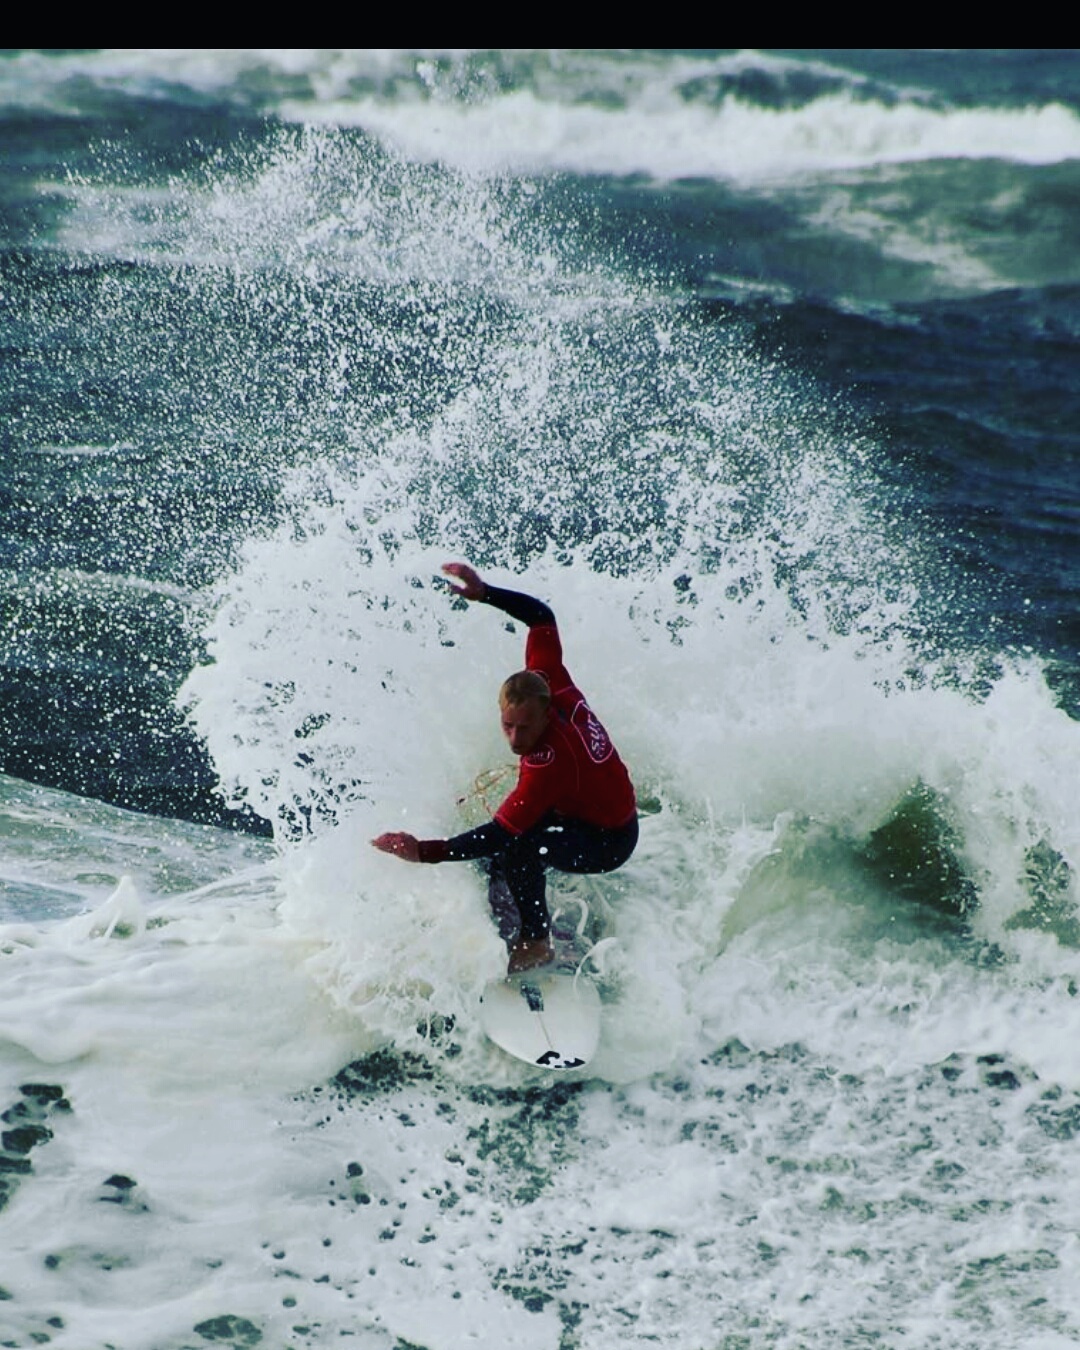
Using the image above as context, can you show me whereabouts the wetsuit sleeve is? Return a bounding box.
[417,820,514,863]
[479,584,554,629]
[481,583,571,692]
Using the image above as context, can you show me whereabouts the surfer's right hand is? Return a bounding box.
[372,832,421,862]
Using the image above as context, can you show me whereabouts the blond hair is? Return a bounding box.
[498,670,551,710]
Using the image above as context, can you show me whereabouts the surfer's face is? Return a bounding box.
[500,697,549,756]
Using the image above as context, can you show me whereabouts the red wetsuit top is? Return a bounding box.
[493,620,636,835]
[417,584,636,863]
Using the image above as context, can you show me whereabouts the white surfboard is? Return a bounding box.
[480,963,601,1070]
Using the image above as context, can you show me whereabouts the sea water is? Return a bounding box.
[1,49,1079,1349]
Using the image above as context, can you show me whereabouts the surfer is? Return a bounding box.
[372,562,638,973]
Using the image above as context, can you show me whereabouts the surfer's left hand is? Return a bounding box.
[442,562,486,601]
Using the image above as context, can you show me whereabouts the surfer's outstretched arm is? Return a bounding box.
[442,562,554,629]
[372,820,514,864]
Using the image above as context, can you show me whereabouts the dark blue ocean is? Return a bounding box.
[1,49,1079,1349]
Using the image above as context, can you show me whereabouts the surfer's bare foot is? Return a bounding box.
[508,937,554,974]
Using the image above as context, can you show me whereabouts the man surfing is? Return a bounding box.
[372,562,638,974]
